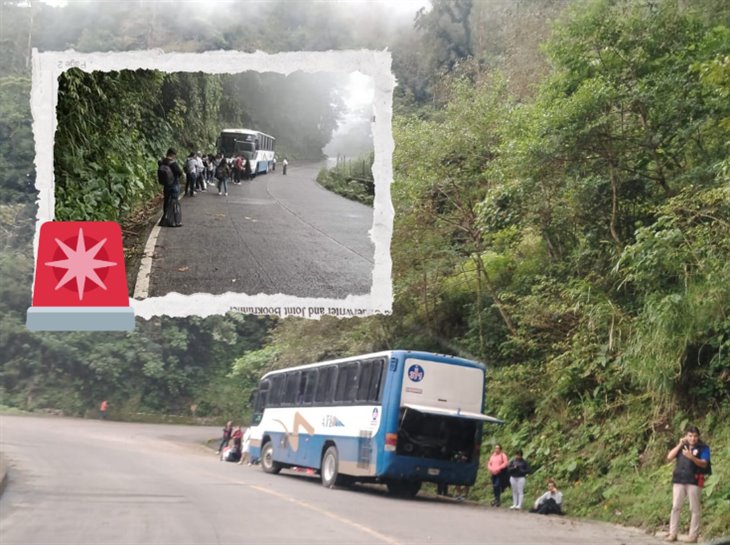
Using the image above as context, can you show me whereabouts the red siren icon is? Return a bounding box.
[26,221,135,331]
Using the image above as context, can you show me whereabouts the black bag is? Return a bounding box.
[215,162,227,180]
[158,162,174,186]
[162,195,182,227]
[500,469,511,492]
[536,498,563,515]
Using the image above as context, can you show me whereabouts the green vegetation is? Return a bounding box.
[316,152,374,206]
[1,0,729,537]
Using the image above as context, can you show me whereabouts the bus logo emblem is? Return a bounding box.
[407,364,425,382]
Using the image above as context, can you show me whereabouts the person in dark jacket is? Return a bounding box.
[215,155,230,196]
[665,425,711,543]
[217,421,233,458]
[507,449,531,509]
[159,148,183,227]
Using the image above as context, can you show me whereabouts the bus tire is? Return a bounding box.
[321,446,342,488]
[261,441,281,474]
[386,480,421,498]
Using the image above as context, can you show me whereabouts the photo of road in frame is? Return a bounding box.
[32,50,395,319]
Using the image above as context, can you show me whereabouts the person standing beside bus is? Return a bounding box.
[508,449,531,509]
[184,151,197,197]
[238,427,252,465]
[230,425,243,461]
[194,151,206,192]
[233,155,243,185]
[158,148,183,227]
[244,157,252,180]
[665,425,711,543]
[217,421,233,457]
[487,444,509,506]
[215,155,230,196]
[282,158,288,175]
[207,154,215,185]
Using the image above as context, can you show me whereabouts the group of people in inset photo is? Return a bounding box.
[156,147,289,228]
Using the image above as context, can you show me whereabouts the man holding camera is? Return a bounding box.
[665,425,711,543]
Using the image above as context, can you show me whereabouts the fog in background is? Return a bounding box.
[6,0,431,161]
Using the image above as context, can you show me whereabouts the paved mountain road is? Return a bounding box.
[0,416,666,545]
[143,162,374,298]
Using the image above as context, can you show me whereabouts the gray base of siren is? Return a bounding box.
[26,306,135,331]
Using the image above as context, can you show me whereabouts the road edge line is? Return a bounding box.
[0,452,8,498]
[133,219,162,300]
[247,483,404,545]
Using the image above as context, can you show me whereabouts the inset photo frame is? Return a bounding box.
[31,49,394,320]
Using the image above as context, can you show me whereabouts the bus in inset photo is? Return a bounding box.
[247,350,502,497]
[217,128,276,176]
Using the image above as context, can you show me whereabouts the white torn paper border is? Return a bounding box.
[31,49,394,320]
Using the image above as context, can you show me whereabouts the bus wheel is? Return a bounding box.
[321,446,342,488]
[261,441,281,474]
[386,480,422,498]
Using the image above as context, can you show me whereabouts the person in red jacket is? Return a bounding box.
[487,443,509,506]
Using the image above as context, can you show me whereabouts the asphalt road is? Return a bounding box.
[0,415,666,545]
[145,162,374,298]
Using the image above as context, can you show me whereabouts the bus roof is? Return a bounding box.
[259,350,485,380]
[220,128,275,140]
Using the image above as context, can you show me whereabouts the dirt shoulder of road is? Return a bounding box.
[121,195,163,296]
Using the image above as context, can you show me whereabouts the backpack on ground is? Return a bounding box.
[157,162,174,186]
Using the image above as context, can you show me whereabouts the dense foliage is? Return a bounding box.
[1,0,729,537]
[316,152,374,206]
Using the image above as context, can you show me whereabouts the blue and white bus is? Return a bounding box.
[248,350,501,496]
[217,128,275,176]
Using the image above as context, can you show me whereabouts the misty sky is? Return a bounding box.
[39,0,430,14]
[32,0,425,157]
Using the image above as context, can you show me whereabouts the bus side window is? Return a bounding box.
[251,379,269,425]
[356,360,374,402]
[284,372,300,406]
[315,366,336,405]
[335,362,359,403]
[269,375,285,407]
[369,358,385,402]
[303,369,318,404]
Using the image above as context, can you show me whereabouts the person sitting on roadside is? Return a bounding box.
[231,425,243,455]
[530,478,564,515]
